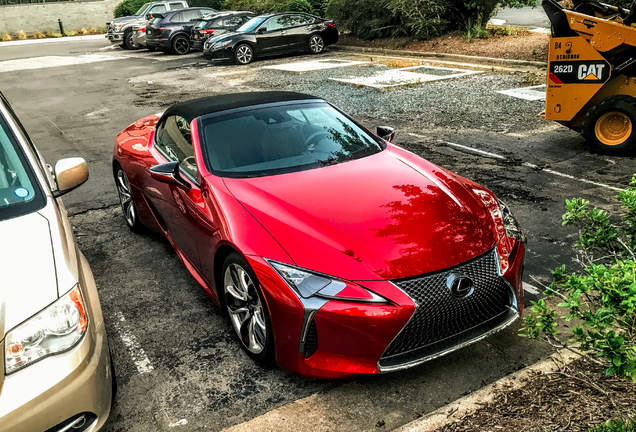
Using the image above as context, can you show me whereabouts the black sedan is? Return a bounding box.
[191,11,254,51]
[146,7,217,54]
[203,13,338,64]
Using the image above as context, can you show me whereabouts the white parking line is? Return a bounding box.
[523,282,542,295]
[169,419,188,427]
[406,133,622,192]
[113,312,154,374]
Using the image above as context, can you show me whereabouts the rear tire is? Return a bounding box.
[583,95,636,155]
[234,44,254,65]
[171,35,190,55]
[308,34,324,54]
[115,165,144,233]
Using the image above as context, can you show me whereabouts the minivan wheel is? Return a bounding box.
[172,35,190,55]
[234,44,254,65]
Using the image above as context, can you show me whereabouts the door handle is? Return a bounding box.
[281,30,286,34]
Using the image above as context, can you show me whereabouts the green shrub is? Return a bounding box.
[221,0,280,14]
[326,0,401,39]
[113,0,147,18]
[308,0,327,16]
[589,419,636,432]
[520,175,636,382]
[389,0,450,39]
[284,0,313,13]
[190,0,223,8]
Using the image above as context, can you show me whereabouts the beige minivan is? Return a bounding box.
[0,92,113,432]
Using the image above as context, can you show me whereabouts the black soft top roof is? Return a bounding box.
[161,91,322,123]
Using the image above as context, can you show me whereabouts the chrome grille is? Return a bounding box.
[380,250,517,370]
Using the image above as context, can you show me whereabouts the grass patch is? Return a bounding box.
[465,24,530,42]
[382,59,422,68]
[0,27,105,43]
[1,33,12,41]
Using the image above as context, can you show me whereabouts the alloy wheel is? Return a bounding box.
[310,35,324,53]
[224,263,267,354]
[173,37,190,55]
[236,45,253,64]
[116,169,136,228]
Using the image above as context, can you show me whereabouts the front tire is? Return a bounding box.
[234,44,254,65]
[123,30,141,50]
[309,34,324,54]
[171,35,190,55]
[583,95,636,155]
[222,253,274,365]
[115,166,144,233]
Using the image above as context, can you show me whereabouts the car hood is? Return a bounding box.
[223,147,497,281]
[0,211,58,340]
[208,31,240,43]
[111,15,143,25]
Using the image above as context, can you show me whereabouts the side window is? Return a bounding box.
[169,11,184,22]
[155,116,198,180]
[182,9,202,22]
[242,15,253,24]
[149,4,167,14]
[224,17,242,27]
[169,2,184,10]
[263,16,286,31]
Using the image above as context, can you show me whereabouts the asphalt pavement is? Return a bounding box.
[1,38,634,431]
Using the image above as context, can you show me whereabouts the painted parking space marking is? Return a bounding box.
[263,58,370,72]
[407,133,622,192]
[497,85,546,101]
[331,66,482,91]
[113,311,154,374]
[523,282,542,295]
[0,54,126,73]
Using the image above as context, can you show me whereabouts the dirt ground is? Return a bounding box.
[435,356,636,431]
[338,29,550,63]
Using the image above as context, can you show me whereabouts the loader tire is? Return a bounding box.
[583,95,636,155]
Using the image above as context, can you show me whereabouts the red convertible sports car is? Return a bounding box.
[112,92,526,379]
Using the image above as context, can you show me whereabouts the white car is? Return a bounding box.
[0,92,113,432]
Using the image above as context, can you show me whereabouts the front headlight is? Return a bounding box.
[5,285,88,374]
[212,40,231,49]
[268,261,386,303]
[498,199,526,243]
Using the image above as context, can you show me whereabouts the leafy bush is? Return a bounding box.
[325,0,535,40]
[590,419,636,432]
[113,0,146,18]
[284,0,313,13]
[520,175,636,382]
[308,0,327,16]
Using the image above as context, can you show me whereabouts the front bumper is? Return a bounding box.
[0,253,113,432]
[247,241,525,379]
[106,31,124,44]
[203,45,233,61]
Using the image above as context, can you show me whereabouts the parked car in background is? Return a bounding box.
[0,91,113,430]
[191,11,255,51]
[106,0,188,50]
[146,7,218,54]
[112,91,526,379]
[203,13,338,64]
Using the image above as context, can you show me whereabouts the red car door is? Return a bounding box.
[148,115,207,272]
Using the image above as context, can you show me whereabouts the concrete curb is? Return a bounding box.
[394,350,580,432]
[0,34,105,47]
[331,45,547,70]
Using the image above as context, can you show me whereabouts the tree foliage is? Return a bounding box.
[221,0,313,14]
[590,419,636,432]
[520,175,636,382]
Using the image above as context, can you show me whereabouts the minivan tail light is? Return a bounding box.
[200,29,215,34]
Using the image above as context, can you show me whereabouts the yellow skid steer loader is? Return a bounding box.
[543,0,636,154]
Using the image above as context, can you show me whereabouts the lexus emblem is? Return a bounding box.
[446,272,474,298]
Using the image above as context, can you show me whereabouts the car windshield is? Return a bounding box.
[200,102,383,178]
[135,3,151,16]
[0,115,43,221]
[237,16,267,33]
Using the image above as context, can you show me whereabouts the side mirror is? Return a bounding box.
[377,126,396,142]
[53,157,89,198]
[150,161,191,190]
[257,27,267,34]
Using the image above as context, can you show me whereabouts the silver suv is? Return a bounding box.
[106,0,188,49]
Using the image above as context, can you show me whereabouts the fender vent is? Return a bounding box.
[304,319,318,358]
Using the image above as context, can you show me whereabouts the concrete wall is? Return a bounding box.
[0,0,115,34]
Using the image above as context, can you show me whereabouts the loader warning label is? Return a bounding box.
[549,60,610,85]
